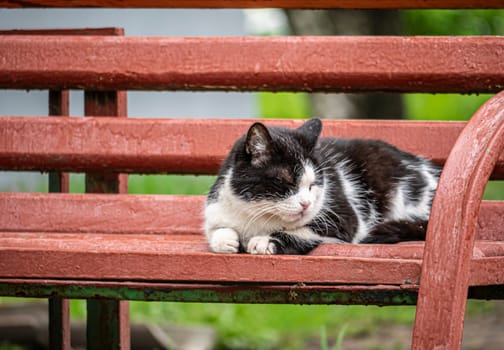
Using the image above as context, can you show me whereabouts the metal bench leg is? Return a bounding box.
[87,300,130,350]
[49,298,71,350]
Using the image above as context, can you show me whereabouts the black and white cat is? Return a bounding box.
[204,118,440,255]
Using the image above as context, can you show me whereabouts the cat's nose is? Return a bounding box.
[300,200,311,210]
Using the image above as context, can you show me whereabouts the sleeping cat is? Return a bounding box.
[204,118,440,255]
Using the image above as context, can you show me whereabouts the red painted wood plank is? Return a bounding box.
[412,91,504,349]
[1,232,503,259]
[1,193,502,240]
[0,232,502,285]
[0,193,203,235]
[0,245,423,285]
[0,0,502,9]
[1,36,503,93]
[2,117,504,177]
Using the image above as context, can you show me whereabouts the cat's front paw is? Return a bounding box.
[247,236,277,255]
[209,228,240,254]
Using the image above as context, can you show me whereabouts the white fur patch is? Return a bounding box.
[247,236,276,254]
[335,160,380,244]
[209,228,240,254]
[387,161,438,222]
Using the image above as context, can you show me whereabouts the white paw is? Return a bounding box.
[209,228,240,254]
[247,236,277,255]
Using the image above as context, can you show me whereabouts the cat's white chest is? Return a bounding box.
[204,171,282,241]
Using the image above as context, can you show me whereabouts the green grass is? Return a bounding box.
[258,92,312,119]
[404,94,494,121]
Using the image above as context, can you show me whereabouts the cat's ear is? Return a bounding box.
[245,122,272,167]
[297,118,322,150]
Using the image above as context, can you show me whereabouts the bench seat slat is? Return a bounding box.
[1,36,503,93]
[2,0,503,9]
[1,233,503,285]
[1,232,503,259]
[1,193,502,240]
[2,117,504,178]
[0,234,423,285]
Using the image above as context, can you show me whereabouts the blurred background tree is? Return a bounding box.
[285,10,403,119]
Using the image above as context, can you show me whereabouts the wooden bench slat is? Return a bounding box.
[1,0,502,9]
[3,117,504,178]
[1,193,503,240]
[1,36,503,93]
[1,233,503,285]
[1,232,503,259]
[0,193,203,235]
[0,234,424,285]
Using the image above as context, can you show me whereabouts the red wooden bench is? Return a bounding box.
[1,1,504,349]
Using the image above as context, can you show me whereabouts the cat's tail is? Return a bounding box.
[360,220,428,244]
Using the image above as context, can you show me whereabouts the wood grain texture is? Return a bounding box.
[3,117,504,178]
[1,193,502,240]
[1,232,503,285]
[1,0,502,8]
[412,91,504,349]
[1,36,503,93]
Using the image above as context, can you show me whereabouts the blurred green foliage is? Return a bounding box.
[259,92,311,119]
[403,10,504,35]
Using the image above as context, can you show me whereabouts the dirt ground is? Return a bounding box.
[315,301,504,350]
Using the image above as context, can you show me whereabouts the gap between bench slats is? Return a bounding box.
[1,36,503,93]
[0,233,503,286]
[1,0,503,9]
[2,117,504,177]
[1,193,502,240]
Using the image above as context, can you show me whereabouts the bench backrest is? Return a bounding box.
[1,3,503,241]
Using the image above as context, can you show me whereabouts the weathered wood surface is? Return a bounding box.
[412,91,504,349]
[1,232,503,286]
[2,117,504,177]
[1,193,502,240]
[1,0,502,9]
[1,36,504,93]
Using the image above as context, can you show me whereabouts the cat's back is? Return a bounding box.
[316,137,440,222]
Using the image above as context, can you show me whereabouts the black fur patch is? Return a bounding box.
[360,220,428,243]
[269,231,322,255]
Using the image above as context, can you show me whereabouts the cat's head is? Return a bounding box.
[229,118,325,228]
